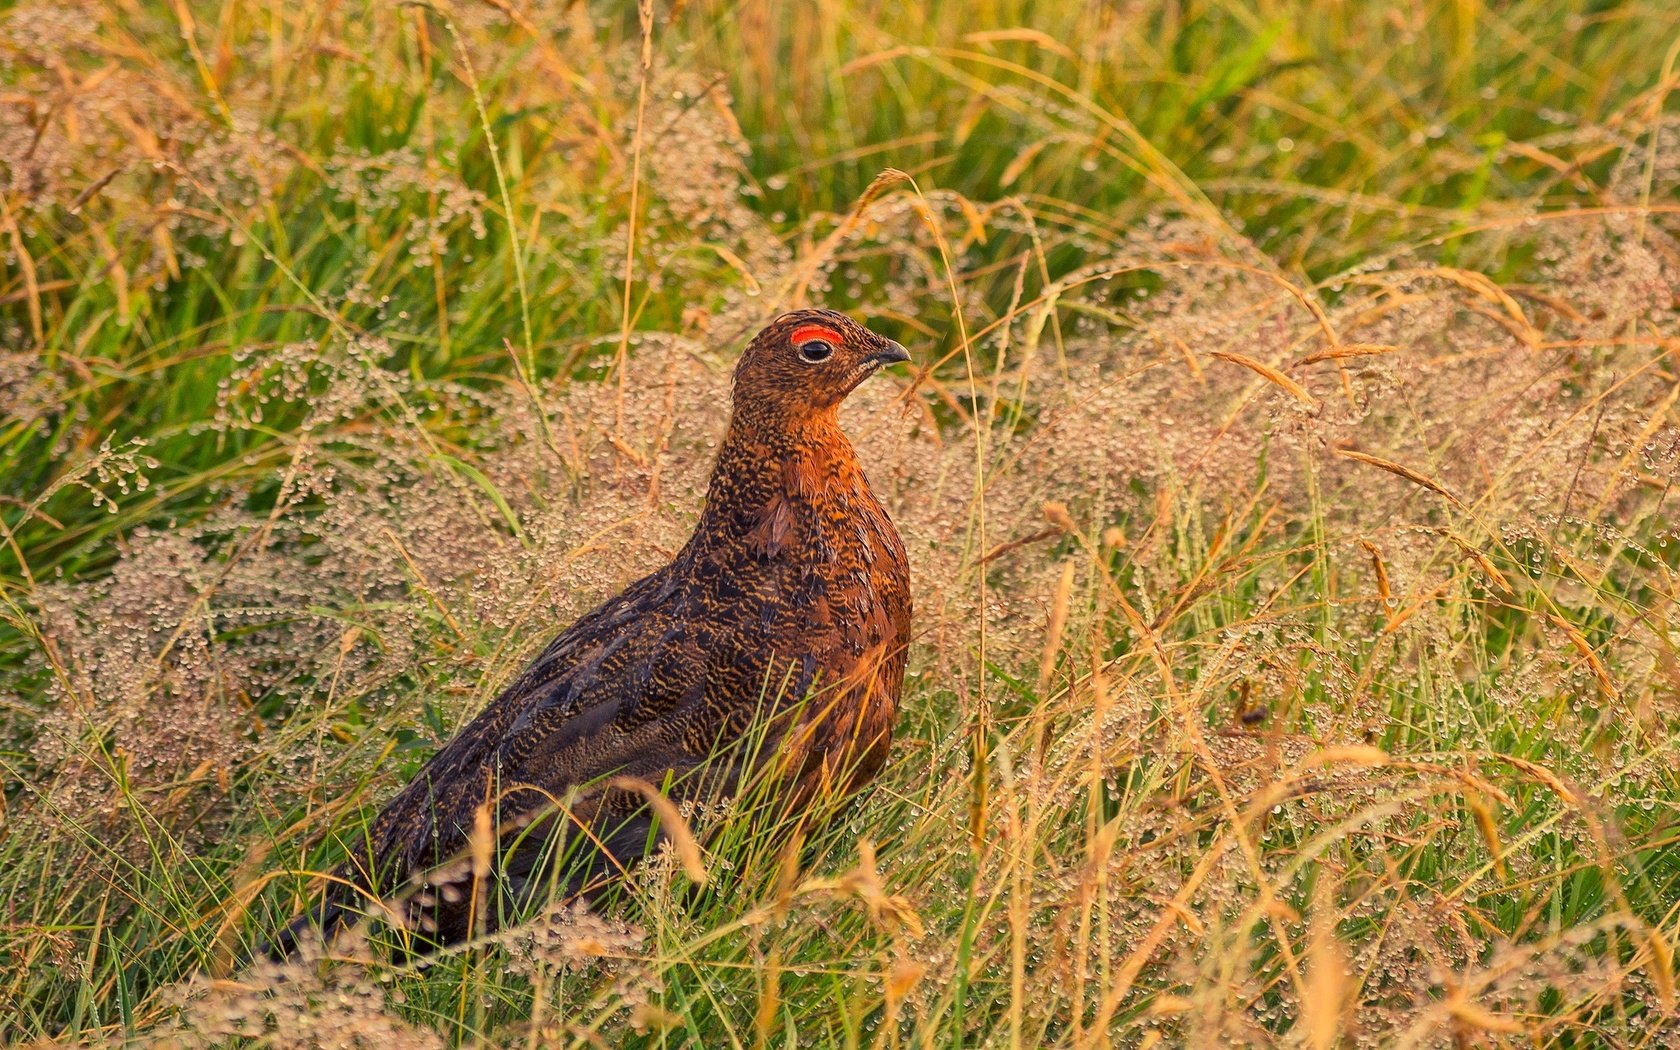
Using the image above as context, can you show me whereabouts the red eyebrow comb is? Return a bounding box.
[790,323,843,346]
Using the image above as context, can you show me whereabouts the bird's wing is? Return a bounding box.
[348,565,708,898]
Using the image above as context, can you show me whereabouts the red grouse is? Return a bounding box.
[269,309,913,954]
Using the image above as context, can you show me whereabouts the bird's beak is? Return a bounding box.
[866,340,912,368]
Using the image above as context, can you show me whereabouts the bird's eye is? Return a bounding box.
[797,339,835,363]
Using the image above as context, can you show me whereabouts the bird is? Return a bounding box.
[265,308,913,956]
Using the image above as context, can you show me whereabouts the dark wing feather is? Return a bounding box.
[278,564,710,952]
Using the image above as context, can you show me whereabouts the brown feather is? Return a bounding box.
[268,309,913,955]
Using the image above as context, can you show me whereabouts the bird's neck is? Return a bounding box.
[695,405,857,536]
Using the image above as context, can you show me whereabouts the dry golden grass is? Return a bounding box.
[5,1,1680,1046]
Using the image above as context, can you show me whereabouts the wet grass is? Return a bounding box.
[4,0,1680,1046]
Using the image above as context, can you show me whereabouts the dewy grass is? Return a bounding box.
[5,0,1680,1046]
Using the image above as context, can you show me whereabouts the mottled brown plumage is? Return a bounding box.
[269,309,912,955]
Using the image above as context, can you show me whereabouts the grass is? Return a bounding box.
[4,0,1680,1045]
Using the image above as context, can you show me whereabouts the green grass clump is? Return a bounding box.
[4,0,1680,1045]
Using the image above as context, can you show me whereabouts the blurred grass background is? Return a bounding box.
[6,0,1674,583]
[5,0,1680,1045]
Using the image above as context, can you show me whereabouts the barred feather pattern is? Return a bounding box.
[269,309,912,954]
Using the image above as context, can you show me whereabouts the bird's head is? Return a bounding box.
[731,309,911,421]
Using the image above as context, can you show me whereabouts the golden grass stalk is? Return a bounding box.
[1334,447,1465,508]
[1208,348,1319,407]
[608,777,708,884]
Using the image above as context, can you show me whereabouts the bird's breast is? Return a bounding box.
[695,436,908,698]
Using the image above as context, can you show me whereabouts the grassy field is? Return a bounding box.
[5,0,1680,1045]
